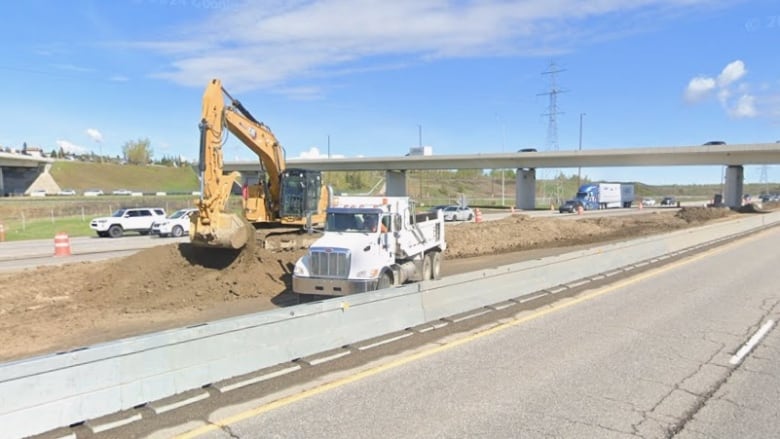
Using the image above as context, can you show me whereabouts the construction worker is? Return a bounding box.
[364,215,388,233]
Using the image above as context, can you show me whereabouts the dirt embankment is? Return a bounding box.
[0,207,753,361]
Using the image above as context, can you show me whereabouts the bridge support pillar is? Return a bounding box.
[723,165,744,208]
[385,170,407,196]
[0,166,4,196]
[515,168,536,210]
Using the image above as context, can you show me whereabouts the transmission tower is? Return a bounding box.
[538,61,567,206]
[759,165,769,195]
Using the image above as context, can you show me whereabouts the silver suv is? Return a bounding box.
[90,207,166,238]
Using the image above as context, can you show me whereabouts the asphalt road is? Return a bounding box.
[153,226,780,439]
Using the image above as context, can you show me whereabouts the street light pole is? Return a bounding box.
[578,113,586,187]
[417,125,423,199]
[500,118,506,206]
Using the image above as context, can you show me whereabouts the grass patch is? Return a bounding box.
[50,161,199,193]
[2,216,94,242]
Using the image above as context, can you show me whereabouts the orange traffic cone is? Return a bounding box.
[475,208,483,223]
[54,232,71,256]
[0,223,5,242]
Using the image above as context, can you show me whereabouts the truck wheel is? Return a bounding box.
[377,273,392,290]
[431,251,442,280]
[171,225,184,238]
[422,253,433,280]
[108,225,123,238]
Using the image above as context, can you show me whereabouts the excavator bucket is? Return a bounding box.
[189,212,253,250]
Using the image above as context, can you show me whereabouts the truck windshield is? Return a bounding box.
[326,212,380,233]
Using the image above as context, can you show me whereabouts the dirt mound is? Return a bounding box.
[674,206,735,222]
[82,244,305,311]
[443,209,736,259]
[0,244,306,360]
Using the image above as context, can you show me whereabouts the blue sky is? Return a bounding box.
[1,0,778,185]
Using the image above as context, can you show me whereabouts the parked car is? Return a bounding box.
[428,205,449,214]
[29,189,47,197]
[90,207,166,238]
[57,189,77,196]
[641,198,656,207]
[660,196,677,206]
[83,189,104,196]
[151,208,197,238]
[112,189,133,195]
[441,205,474,221]
[559,199,582,213]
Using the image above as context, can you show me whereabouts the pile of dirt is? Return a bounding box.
[445,207,735,258]
[0,207,751,361]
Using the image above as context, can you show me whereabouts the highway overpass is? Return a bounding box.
[0,152,53,196]
[224,142,780,209]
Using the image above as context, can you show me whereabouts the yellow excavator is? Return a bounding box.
[190,78,330,250]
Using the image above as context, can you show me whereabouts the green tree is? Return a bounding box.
[122,138,153,165]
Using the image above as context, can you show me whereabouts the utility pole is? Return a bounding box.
[498,115,506,206]
[327,135,331,159]
[417,125,423,199]
[578,113,585,187]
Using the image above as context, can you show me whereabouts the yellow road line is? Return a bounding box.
[174,235,752,439]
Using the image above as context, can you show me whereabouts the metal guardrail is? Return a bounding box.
[1,211,779,439]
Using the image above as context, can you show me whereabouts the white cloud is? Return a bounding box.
[56,139,88,154]
[85,128,103,143]
[684,76,716,102]
[684,59,771,120]
[730,94,757,118]
[717,60,746,87]
[296,146,344,159]
[127,0,720,92]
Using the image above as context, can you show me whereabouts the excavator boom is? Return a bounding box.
[190,78,329,250]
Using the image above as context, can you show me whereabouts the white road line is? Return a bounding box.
[308,350,352,366]
[730,320,775,365]
[357,332,413,350]
[217,365,302,393]
[152,392,210,414]
[89,413,143,433]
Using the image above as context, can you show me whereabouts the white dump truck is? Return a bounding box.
[293,196,446,296]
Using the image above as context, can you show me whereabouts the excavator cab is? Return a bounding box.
[279,169,323,224]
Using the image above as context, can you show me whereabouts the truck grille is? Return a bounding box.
[310,248,350,278]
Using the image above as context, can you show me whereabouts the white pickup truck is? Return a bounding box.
[293,196,446,296]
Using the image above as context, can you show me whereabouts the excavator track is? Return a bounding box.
[255,227,324,251]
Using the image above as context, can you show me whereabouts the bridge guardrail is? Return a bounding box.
[2,211,779,439]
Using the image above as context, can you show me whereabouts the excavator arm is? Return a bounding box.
[191,78,286,249]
